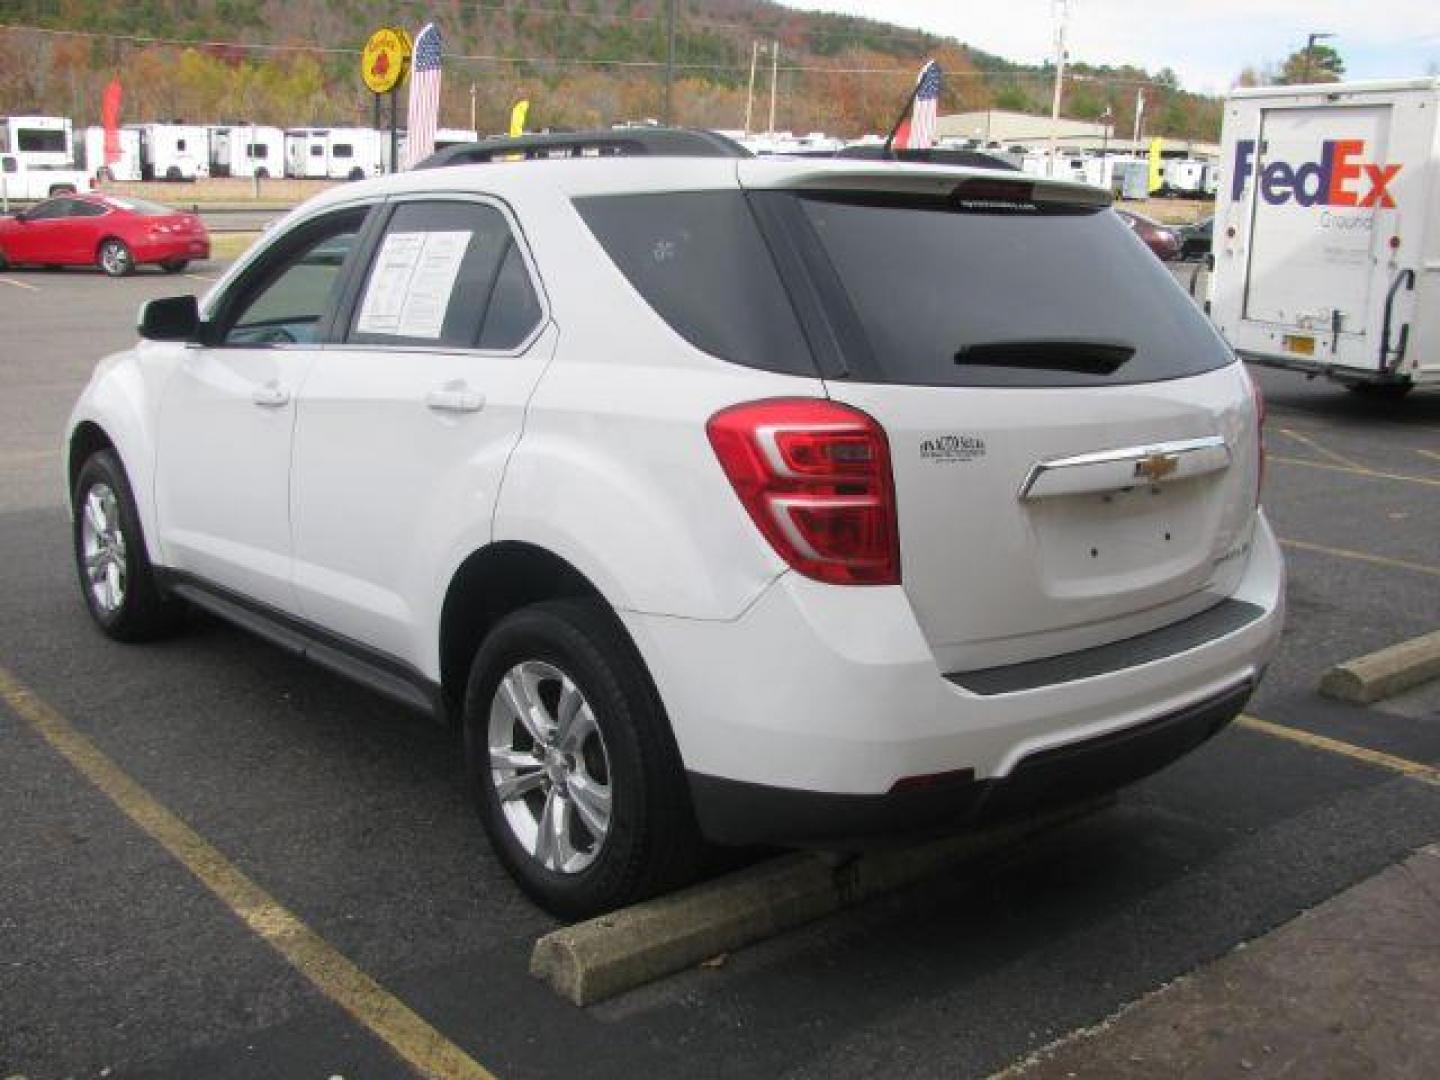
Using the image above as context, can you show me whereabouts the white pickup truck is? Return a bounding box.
[1209,78,1438,397]
[0,153,93,202]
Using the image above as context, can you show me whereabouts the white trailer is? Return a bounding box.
[1209,78,1440,394]
[0,115,74,168]
[0,154,91,204]
[132,123,209,180]
[285,127,387,180]
[1163,158,1209,196]
[81,126,142,181]
[208,124,284,179]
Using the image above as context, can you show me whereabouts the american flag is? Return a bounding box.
[900,60,942,150]
[403,22,443,169]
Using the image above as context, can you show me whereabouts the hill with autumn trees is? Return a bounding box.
[0,1,1223,141]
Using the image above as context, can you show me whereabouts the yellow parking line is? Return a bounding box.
[0,664,497,1080]
[1277,427,1366,470]
[1279,537,1440,579]
[0,276,39,291]
[1268,454,1440,489]
[1237,714,1440,787]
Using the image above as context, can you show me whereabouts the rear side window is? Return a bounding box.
[575,191,815,377]
[793,194,1232,387]
[348,200,543,350]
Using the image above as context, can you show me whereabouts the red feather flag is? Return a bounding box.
[101,80,123,165]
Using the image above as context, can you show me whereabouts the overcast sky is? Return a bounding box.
[779,1,1440,94]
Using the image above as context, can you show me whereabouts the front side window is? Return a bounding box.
[347,200,543,350]
[25,198,72,221]
[220,211,366,346]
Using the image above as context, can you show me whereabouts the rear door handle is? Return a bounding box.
[425,385,485,413]
[251,382,290,408]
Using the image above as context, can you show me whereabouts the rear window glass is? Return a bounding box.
[795,194,1232,387]
[104,196,173,216]
[574,191,815,377]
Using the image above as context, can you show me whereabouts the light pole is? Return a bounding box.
[744,41,759,135]
[1303,31,1335,83]
[1047,0,1069,177]
[663,0,678,125]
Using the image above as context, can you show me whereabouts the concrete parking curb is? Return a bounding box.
[530,800,1108,1007]
[1318,629,1440,705]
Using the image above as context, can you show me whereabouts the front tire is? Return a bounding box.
[97,239,133,277]
[72,450,186,642]
[464,598,700,919]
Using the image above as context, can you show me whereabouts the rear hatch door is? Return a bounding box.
[743,164,1261,672]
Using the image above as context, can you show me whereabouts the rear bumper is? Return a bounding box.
[689,679,1251,846]
[131,237,210,263]
[622,512,1283,845]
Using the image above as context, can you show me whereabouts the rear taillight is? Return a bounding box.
[707,398,900,586]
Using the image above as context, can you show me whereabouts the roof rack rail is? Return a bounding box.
[415,127,751,169]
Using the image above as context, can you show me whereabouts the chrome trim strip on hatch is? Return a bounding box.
[1018,435,1230,501]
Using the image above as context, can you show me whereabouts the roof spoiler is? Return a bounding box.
[415,127,752,169]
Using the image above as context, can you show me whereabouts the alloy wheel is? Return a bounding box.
[80,482,127,614]
[487,660,613,874]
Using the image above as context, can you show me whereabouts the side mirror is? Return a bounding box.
[11,210,27,223]
[138,295,201,342]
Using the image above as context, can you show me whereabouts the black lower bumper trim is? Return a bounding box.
[688,679,1252,847]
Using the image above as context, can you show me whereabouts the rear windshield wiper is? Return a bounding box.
[954,339,1135,375]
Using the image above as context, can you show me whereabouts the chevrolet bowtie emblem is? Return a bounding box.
[1135,453,1180,482]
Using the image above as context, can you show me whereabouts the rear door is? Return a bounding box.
[751,177,1261,673]
[289,195,552,666]
[1241,104,1394,342]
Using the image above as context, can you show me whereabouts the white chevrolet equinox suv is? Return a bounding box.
[65,131,1284,917]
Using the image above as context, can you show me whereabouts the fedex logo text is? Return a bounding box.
[1232,139,1400,208]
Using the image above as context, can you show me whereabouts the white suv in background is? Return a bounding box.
[65,132,1283,917]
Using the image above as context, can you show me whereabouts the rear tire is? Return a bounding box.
[463,598,701,919]
[97,239,133,277]
[72,449,187,642]
[1346,380,1414,400]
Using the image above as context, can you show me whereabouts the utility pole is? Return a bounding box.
[1046,0,1069,177]
[469,83,477,133]
[768,41,779,136]
[1133,88,1144,148]
[663,0,678,125]
[744,41,759,135]
[1302,31,1335,83]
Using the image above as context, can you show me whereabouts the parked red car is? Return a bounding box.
[1114,208,1181,261]
[0,194,209,276]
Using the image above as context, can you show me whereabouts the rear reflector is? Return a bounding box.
[707,398,900,586]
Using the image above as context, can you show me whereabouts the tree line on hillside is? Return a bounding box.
[0,0,1230,142]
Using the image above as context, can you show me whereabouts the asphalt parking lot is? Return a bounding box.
[3,262,1439,1079]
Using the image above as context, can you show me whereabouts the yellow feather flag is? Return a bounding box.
[509,99,530,137]
[1147,137,1164,194]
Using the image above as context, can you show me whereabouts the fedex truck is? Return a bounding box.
[1209,79,1439,395]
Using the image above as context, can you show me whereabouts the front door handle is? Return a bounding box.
[251,382,290,408]
[425,384,485,413]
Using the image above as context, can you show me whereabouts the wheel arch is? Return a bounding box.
[67,420,117,500]
[438,540,614,714]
